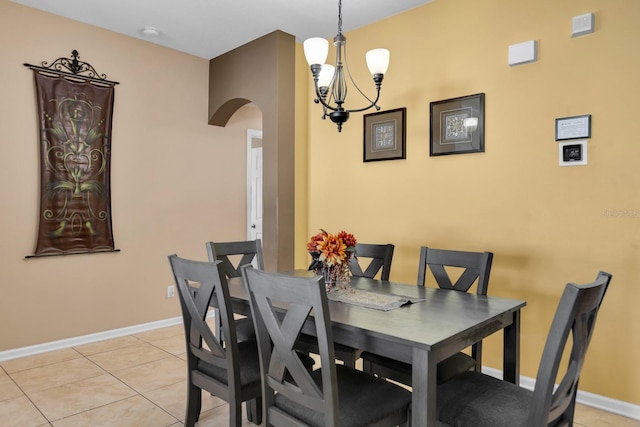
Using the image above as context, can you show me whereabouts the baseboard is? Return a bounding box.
[482,366,640,421]
[1,323,637,422]
[0,316,184,363]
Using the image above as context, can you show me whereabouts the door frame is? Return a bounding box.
[246,128,263,240]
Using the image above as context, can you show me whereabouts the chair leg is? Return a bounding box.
[472,341,483,372]
[342,353,356,368]
[404,405,411,427]
[560,390,579,426]
[246,397,262,425]
[184,383,202,427]
[362,358,372,374]
[230,399,242,427]
[340,349,362,369]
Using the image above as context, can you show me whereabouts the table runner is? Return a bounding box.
[327,287,425,311]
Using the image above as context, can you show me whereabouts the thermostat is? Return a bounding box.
[559,140,587,166]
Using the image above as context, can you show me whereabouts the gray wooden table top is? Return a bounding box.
[227,270,526,426]
[227,272,526,363]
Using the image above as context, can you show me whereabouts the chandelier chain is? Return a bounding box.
[338,0,343,34]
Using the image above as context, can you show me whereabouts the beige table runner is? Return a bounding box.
[327,287,424,311]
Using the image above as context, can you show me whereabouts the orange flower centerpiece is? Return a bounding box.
[307,229,357,291]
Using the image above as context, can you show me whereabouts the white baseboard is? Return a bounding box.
[1,322,637,422]
[0,316,183,363]
[482,367,640,421]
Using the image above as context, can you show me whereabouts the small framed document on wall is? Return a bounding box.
[555,114,591,140]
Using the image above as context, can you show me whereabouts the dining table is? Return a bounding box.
[225,271,526,426]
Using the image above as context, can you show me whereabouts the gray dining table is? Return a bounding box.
[226,272,526,426]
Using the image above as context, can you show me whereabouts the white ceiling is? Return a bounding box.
[11,0,433,59]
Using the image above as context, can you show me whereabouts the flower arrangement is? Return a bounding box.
[307,229,357,290]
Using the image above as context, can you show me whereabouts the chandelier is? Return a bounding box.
[303,0,390,132]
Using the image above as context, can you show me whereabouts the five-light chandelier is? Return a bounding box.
[303,0,390,132]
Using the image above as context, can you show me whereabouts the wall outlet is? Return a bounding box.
[167,285,175,298]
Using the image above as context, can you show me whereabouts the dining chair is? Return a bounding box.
[349,243,395,281]
[168,254,262,427]
[241,266,412,427]
[362,246,494,384]
[206,240,317,370]
[297,242,396,368]
[436,271,612,427]
[205,240,263,342]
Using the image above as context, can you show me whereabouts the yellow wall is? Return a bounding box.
[0,1,260,348]
[1,0,638,408]
[305,0,639,404]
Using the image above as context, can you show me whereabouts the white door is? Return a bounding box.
[246,129,263,242]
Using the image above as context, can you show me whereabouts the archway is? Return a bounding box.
[208,31,295,272]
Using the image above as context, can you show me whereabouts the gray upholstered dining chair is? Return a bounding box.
[436,271,612,427]
[206,239,264,277]
[241,266,412,427]
[297,242,396,368]
[362,246,493,384]
[206,240,316,370]
[168,254,262,426]
[206,240,263,342]
[349,243,395,281]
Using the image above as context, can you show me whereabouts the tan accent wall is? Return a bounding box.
[294,43,310,270]
[0,1,258,348]
[305,0,639,405]
[209,31,295,272]
[1,0,638,407]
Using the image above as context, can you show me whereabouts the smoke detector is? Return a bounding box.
[141,26,160,37]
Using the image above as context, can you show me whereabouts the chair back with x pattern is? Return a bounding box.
[435,271,612,427]
[206,240,264,343]
[417,246,493,295]
[529,271,611,426]
[168,254,261,426]
[241,266,342,426]
[206,240,264,278]
[349,243,395,281]
[417,246,493,371]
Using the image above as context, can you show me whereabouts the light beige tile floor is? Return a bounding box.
[0,324,637,426]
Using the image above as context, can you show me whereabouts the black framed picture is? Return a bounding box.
[555,114,591,140]
[430,93,485,156]
[363,107,406,162]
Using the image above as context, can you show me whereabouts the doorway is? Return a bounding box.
[246,129,263,242]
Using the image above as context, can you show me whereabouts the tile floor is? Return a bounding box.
[0,323,638,426]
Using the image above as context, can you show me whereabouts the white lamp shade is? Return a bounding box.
[317,64,335,88]
[366,48,390,75]
[304,37,329,65]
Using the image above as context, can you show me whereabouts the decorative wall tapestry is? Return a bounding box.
[24,51,119,257]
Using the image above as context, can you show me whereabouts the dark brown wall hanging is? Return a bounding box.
[24,50,120,257]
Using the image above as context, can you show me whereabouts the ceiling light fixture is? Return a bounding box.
[303,0,389,132]
[141,26,160,37]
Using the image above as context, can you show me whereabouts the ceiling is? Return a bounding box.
[11,0,433,59]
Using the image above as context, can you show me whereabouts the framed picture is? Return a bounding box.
[363,107,406,162]
[430,93,485,156]
[555,114,591,140]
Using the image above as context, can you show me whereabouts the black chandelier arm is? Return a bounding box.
[24,50,119,86]
[341,44,380,108]
[311,77,383,114]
